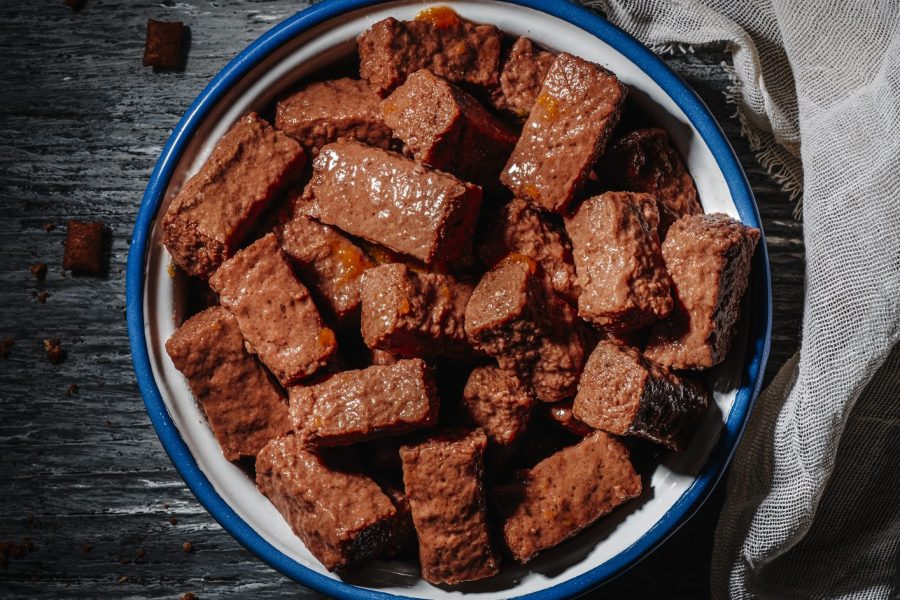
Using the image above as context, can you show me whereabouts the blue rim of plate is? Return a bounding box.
[126,0,773,598]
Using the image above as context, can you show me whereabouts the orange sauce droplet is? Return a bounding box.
[415,5,460,29]
[398,297,411,315]
[535,93,559,120]
[522,183,541,202]
[331,240,369,287]
[317,327,336,349]
[502,253,538,274]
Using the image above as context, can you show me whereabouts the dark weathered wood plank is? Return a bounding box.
[0,2,803,599]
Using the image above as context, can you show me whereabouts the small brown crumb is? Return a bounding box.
[169,516,177,525]
[64,221,105,274]
[105,419,112,427]
[119,558,131,565]
[0,338,13,359]
[181,541,193,553]
[43,222,55,232]
[0,539,34,569]
[66,383,79,396]
[81,543,93,553]
[135,548,145,560]
[181,593,196,600]
[143,19,186,71]
[44,337,64,364]
[30,263,47,281]
[117,575,128,584]
[64,0,87,11]
[163,502,169,509]
[37,291,50,304]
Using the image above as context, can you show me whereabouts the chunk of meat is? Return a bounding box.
[360,263,473,358]
[163,113,305,278]
[565,191,673,330]
[464,255,586,402]
[358,13,502,96]
[462,365,536,448]
[256,435,399,571]
[400,429,499,584]
[289,358,439,447]
[381,69,517,192]
[275,78,392,156]
[166,307,291,461]
[501,53,626,214]
[209,233,336,386]
[477,198,577,302]
[302,139,482,266]
[492,36,556,117]
[600,127,702,236]
[493,430,641,563]
[574,340,709,450]
[645,213,760,369]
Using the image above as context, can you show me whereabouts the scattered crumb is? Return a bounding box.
[0,539,34,569]
[64,0,86,11]
[105,419,112,427]
[30,263,47,281]
[119,557,131,565]
[181,541,193,553]
[163,502,169,509]
[0,337,13,359]
[81,544,93,553]
[43,222,55,232]
[136,548,145,560]
[44,337,64,364]
[143,19,187,71]
[117,575,128,584]
[169,516,177,525]
[66,383,79,396]
[167,262,177,278]
[181,593,196,600]
[37,291,50,304]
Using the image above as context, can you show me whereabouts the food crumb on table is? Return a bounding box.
[36,291,50,304]
[0,337,13,359]
[43,337,64,364]
[30,262,47,280]
[66,383,79,396]
[143,19,187,71]
[181,541,193,553]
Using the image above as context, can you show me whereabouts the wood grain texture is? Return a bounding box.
[0,1,803,598]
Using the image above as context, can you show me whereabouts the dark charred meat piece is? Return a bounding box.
[645,213,760,369]
[574,340,709,450]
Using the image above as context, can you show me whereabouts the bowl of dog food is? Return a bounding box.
[126,0,772,598]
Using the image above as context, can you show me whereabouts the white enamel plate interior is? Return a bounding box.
[141,1,752,598]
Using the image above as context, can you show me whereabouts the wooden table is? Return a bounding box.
[0,1,803,598]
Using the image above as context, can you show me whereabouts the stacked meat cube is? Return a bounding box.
[161,7,760,584]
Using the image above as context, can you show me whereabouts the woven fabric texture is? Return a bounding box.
[587,1,900,598]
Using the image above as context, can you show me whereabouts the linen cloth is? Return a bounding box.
[586,1,900,598]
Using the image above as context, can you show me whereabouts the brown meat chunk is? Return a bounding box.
[501,53,626,214]
[462,365,535,448]
[600,127,702,236]
[359,263,473,358]
[541,400,593,437]
[165,307,290,461]
[400,429,499,584]
[464,255,586,402]
[256,435,398,571]
[357,12,501,97]
[289,359,439,447]
[492,36,556,117]
[381,69,517,191]
[565,191,673,330]
[142,19,185,70]
[477,198,577,301]
[163,113,305,278]
[209,233,336,386]
[63,220,104,274]
[275,78,392,156]
[574,340,709,450]
[376,480,418,558]
[303,139,482,266]
[645,213,760,369]
[494,430,641,563]
[279,212,373,323]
